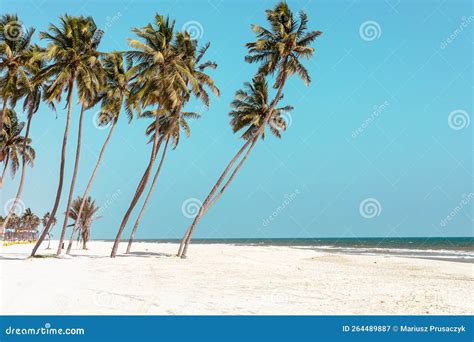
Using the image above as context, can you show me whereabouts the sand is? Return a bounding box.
[0,240,472,315]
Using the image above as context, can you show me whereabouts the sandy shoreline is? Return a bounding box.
[0,241,472,315]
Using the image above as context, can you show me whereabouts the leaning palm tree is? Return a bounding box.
[110,15,217,257]
[0,45,48,234]
[67,196,100,250]
[0,14,35,133]
[177,2,321,258]
[31,15,104,257]
[125,37,219,254]
[66,52,133,254]
[0,110,35,189]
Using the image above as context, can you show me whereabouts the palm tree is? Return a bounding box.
[0,45,47,233]
[177,2,321,258]
[125,38,219,254]
[20,208,40,240]
[68,196,100,249]
[66,52,133,254]
[41,212,56,249]
[110,15,217,257]
[0,14,35,133]
[0,110,35,188]
[31,15,104,257]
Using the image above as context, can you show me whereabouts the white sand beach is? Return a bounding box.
[0,241,472,315]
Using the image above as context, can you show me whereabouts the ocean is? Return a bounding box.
[121,237,474,263]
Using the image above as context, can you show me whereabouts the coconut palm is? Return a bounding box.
[67,196,100,250]
[31,15,104,257]
[66,52,133,254]
[41,212,56,249]
[0,45,48,234]
[125,37,219,254]
[0,14,35,133]
[177,2,321,258]
[0,110,35,188]
[110,15,217,257]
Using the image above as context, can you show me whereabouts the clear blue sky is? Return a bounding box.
[1,0,472,239]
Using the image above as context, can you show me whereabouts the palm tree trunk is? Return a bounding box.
[0,98,7,136]
[0,111,33,234]
[31,80,74,257]
[0,154,9,188]
[176,138,253,257]
[110,114,163,258]
[177,71,289,258]
[66,120,117,254]
[178,137,258,258]
[56,104,86,256]
[126,137,170,254]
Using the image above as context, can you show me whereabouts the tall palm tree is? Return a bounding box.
[0,45,47,233]
[66,52,133,254]
[177,2,321,258]
[67,196,100,250]
[110,15,216,257]
[31,15,104,256]
[41,212,56,249]
[0,14,35,133]
[0,110,35,189]
[125,38,219,254]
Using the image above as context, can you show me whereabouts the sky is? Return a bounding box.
[1,0,472,240]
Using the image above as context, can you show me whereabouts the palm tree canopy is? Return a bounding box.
[245,2,322,88]
[0,110,35,175]
[68,196,100,228]
[0,14,36,107]
[94,51,134,125]
[37,14,104,105]
[229,76,293,140]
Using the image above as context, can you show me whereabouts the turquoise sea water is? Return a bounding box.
[113,237,474,263]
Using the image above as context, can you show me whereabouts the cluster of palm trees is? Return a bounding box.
[1,209,47,243]
[0,2,321,259]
